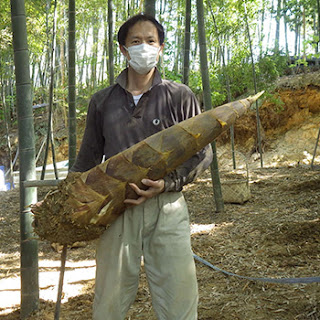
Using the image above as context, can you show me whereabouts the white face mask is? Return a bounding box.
[124,43,160,75]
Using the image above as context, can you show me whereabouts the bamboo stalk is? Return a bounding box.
[10,0,39,317]
[196,0,224,212]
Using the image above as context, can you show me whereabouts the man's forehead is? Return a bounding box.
[126,21,159,39]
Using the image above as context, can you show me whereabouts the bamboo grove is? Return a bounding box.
[4,1,319,318]
[1,0,319,128]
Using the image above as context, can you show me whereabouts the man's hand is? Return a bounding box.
[124,179,165,206]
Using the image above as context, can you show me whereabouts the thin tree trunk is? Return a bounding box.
[244,2,264,168]
[86,44,90,87]
[183,0,191,85]
[91,22,99,88]
[302,7,306,61]
[68,0,76,169]
[59,9,68,127]
[313,10,318,56]
[283,0,290,59]
[32,57,40,87]
[266,0,274,51]
[59,1,66,89]
[10,0,39,318]
[99,16,106,84]
[60,32,66,88]
[45,0,51,88]
[208,4,235,168]
[274,0,281,53]
[79,26,88,83]
[159,0,167,14]
[144,0,155,16]
[2,85,14,188]
[196,0,224,213]
[174,14,182,73]
[55,45,61,85]
[30,55,36,86]
[101,9,108,84]
[38,59,45,87]
[295,23,300,56]
[259,3,265,58]
[41,0,59,180]
[108,0,115,85]
[9,73,16,118]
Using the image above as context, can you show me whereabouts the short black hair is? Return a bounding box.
[117,13,165,46]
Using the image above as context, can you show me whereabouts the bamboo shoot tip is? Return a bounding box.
[248,91,265,103]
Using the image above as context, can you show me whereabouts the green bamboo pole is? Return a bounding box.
[41,0,59,180]
[10,0,39,318]
[68,0,76,169]
[2,81,14,188]
[208,5,236,169]
[52,2,78,317]
[244,1,263,168]
[196,0,224,212]
[182,0,191,85]
[108,0,115,85]
[144,0,155,17]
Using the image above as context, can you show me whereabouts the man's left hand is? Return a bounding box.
[124,179,165,206]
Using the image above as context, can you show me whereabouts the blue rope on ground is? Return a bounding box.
[193,253,320,284]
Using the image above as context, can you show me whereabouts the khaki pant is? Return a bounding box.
[93,192,198,320]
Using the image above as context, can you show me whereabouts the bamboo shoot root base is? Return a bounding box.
[32,173,106,245]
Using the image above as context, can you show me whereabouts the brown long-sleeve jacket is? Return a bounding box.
[71,68,213,192]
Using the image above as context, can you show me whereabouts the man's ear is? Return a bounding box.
[158,43,165,59]
[160,43,165,54]
[119,44,127,57]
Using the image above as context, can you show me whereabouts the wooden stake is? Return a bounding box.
[54,245,68,320]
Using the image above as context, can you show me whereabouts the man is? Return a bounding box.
[71,13,213,320]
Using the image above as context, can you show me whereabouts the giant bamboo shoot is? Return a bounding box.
[32,91,264,245]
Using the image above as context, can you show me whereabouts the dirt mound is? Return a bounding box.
[217,84,320,156]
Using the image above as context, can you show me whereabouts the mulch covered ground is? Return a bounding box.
[0,165,319,320]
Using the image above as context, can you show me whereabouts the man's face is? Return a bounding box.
[121,20,163,60]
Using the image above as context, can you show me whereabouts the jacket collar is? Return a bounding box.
[116,68,163,91]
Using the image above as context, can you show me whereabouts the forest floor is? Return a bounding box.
[0,71,320,319]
